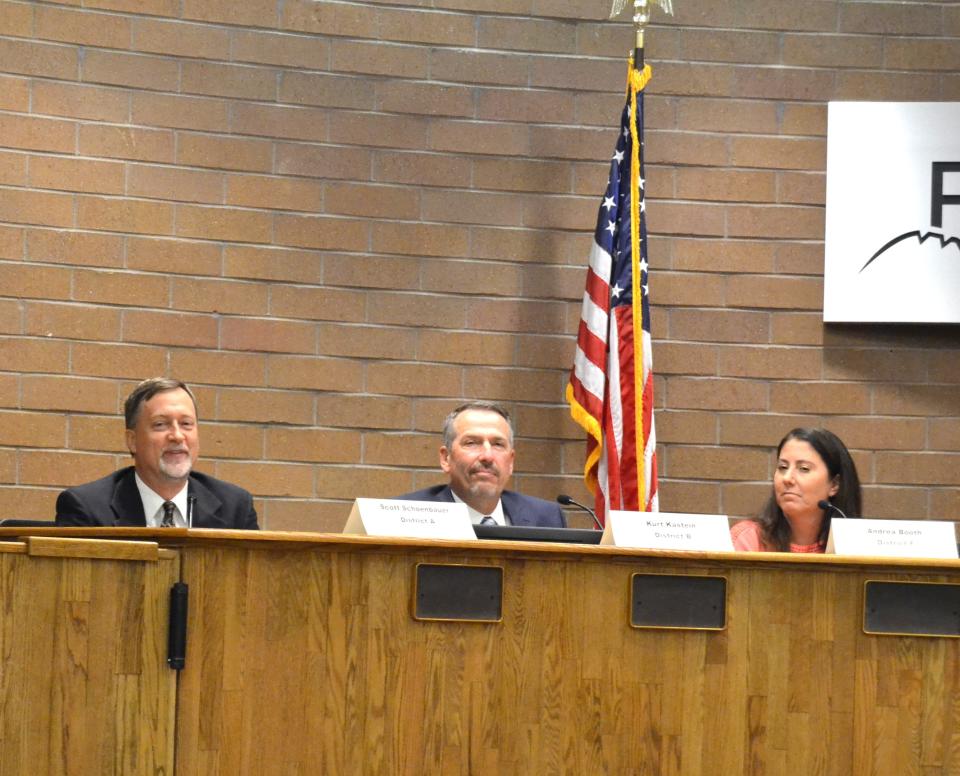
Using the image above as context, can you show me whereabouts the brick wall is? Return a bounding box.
[1,0,958,530]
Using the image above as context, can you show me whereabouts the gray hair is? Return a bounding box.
[441,401,514,448]
[124,377,198,429]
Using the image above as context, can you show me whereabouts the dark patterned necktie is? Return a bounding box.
[480,515,496,525]
[161,501,176,528]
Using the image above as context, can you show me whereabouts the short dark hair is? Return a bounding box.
[124,377,198,429]
[756,427,862,551]
[442,401,513,448]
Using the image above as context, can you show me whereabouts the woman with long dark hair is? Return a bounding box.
[731,428,862,553]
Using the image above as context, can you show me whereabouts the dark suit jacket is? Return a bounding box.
[397,484,566,528]
[55,466,259,530]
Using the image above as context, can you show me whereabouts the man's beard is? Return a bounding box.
[159,451,193,480]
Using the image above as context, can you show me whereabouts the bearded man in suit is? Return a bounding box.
[55,377,258,530]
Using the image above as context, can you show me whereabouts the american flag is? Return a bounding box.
[566,61,658,524]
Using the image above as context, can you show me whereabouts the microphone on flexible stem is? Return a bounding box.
[187,495,197,529]
[817,499,849,520]
[557,494,603,530]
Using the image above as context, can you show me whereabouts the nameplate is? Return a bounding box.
[343,499,476,540]
[601,511,734,552]
[826,518,958,559]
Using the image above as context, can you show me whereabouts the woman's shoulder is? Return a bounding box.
[730,519,764,551]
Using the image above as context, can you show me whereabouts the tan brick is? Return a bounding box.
[511,405,584,442]
[655,342,718,376]
[822,349,928,383]
[770,382,871,415]
[781,104,827,137]
[476,88,576,125]
[653,410,717,445]
[36,4,131,48]
[726,275,823,310]
[835,71,940,101]
[22,376,118,414]
[83,0,178,16]
[220,318,314,354]
[374,150,470,187]
[178,132,272,173]
[326,112,424,152]
[929,357,960,384]
[719,413,818,448]
[370,222,468,258]
[280,71,373,110]
[0,486,61,521]
[885,38,960,71]
[477,15,574,53]
[200,423,264,460]
[127,236,221,275]
[260,499,352,533]
[33,81,128,122]
[783,33,883,68]
[873,385,960,417]
[269,285,365,323]
[669,445,770,481]
[234,29,328,69]
[71,342,167,379]
[173,278,269,316]
[529,125,621,163]
[267,356,364,392]
[74,269,167,307]
[649,272,722,309]
[720,482,770,520]
[472,159,569,195]
[325,182,419,220]
[133,18,230,59]
[676,98,778,134]
[733,68,834,101]
[418,330,515,366]
[671,238,775,274]
[717,345,821,380]
[671,310,771,347]
[862,486,929,520]
[215,461,314,498]
[515,334,574,370]
[21,450,119,487]
[377,80,473,118]
[360,431,436,468]
[0,38,77,79]
[650,62,735,99]
[840,2,944,35]
[181,0,277,26]
[930,489,960,521]
[24,301,120,341]
[777,172,825,206]
[226,175,322,212]
[380,6,474,45]
[175,204,272,243]
[0,1,32,35]
[367,362,462,397]
[647,201,726,237]
[727,205,824,240]
[127,164,223,204]
[430,48,528,87]
[529,56,623,92]
[25,229,120,269]
[0,336,67,373]
[182,61,277,100]
[131,93,230,132]
[668,377,768,412]
[330,39,427,78]
[30,155,125,195]
[679,28,780,64]
[676,168,775,203]
[276,142,371,181]
[423,190,523,227]
[876,452,960,486]
[232,104,327,142]
[463,367,563,404]
[316,465,412,501]
[730,137,826,171]
[0,74,28,111]
[83,50,178,90]
[266,427,361,464]
[771,312,823,346]
[314,324,417,360]
[0,265,71,300]
[315,394,414,431]
[68,415,126,452]
[0,113,75,154]
[365,291,464,328]
[315,249,414,286]
[465,298,568,335]
[122,310,218,348]
[223,246,322,284]
[823,417,925,453]
[77,196,172,236]
[79,124,174,163]
[218,387,314,424]
[169,349,266,387]
[275,214,367,252]
[0,374,19,408]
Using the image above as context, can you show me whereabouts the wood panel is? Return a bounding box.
[173,536,960,776]
[0,539,178,776]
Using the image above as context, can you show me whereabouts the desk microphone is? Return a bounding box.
[187,495,197,528]
[817,499,849,520]
[557,494,603,530]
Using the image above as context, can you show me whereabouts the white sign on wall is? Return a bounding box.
[824,102,960,323]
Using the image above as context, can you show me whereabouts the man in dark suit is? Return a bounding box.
[397,401,565,528]
[55,377,258,530]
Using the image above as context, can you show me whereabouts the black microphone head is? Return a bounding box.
[817,500,831,510]
[557,494,573,505]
